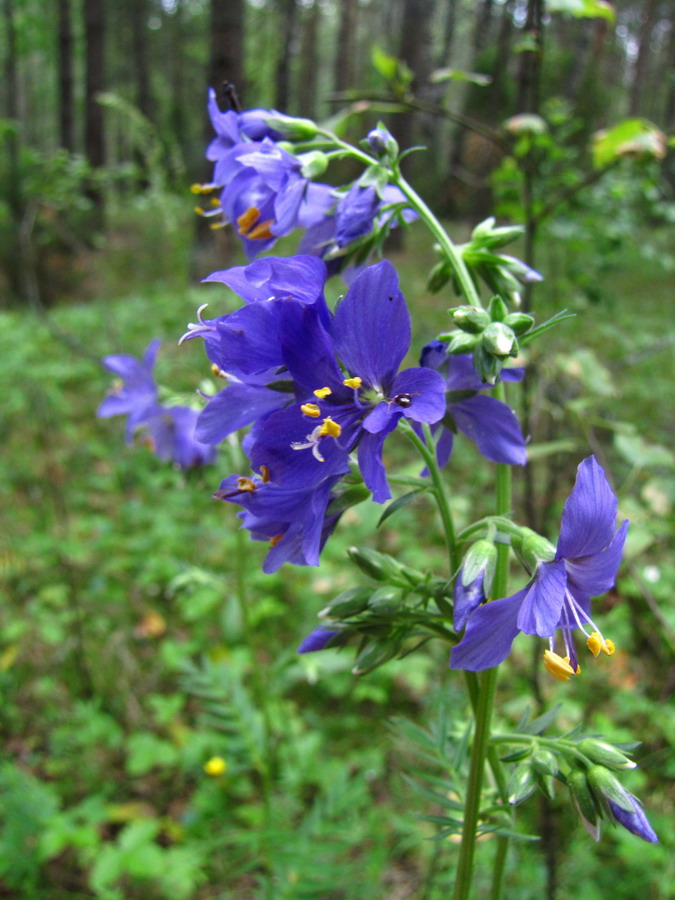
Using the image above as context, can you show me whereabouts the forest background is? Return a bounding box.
[0,0,673,898]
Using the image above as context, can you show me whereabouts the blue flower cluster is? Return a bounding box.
[97,340,216,470]
[195,89,414,269]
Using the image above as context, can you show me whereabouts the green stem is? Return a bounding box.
[454,385,512,900]
[390,169,482,308]
[401,420,459,573]
[316,127,481,308]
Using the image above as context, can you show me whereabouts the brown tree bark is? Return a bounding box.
[208,0,245,96]
[515,0,543,114]
[334,0,358,95]
[396,0,435,172]
[57,0,75,151]
[84,0,106,168]
[275,0,298,112]
[83,0,106,219]
[130,0,152,120]
[298,0,320,118]
[628,0,658,116]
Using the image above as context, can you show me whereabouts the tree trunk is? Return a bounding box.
[57,0,75,151]
[208,0,245,97]
[515,0,543,114]
[298,0,320,118]
[275,0,298,112]
[334,0,357,95]
[628,0,658,116]
[83,0,106,216]
[130,0,152,120]
[396,0,435,172]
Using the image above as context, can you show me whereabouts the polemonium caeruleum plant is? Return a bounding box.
[100,96,658,898]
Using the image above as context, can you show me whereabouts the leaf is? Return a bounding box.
[547,0,615,21]
[614,433,674,469]
[593,119,666,168]
[518,309,576,346]
[377,489,427,527]
[519,703,562,735]
[430,68,491,87]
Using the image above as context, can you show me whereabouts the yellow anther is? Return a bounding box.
[211,363,227,378]
[236,477,257,493]
[543,650,581,682]
[194,206,205,215]
[203,756,227,776]
[269,533,284,547]
[190,183,206,194]
[301,403,321,418]
[236,207,275,240]
[343,377,362,389]
[210,198,221,208]
[319,417,341,438]
[209,222,226,230]
[260,464,271,483]
[314,387,332,399]
[587,632,615,657]
[237,207,259,232]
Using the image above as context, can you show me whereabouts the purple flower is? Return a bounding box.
[144,406,217,470]
[98,340,161,442]
[213,139,334,259]
[454,540,497,631]
[180,256,331,445]
[214,470,343,573]
[608,792,659,843]
[420,342,526,467]
[297,626,341,653]
[246,260,447,502]
[98,340,215,470]
[451,457,628,672]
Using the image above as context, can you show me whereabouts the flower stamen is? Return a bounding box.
[543,649,581,682]
[343,376,362,389]
[587,631,616,657]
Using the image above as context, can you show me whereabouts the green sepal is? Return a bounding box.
[568,770,601,827]
[587,765,635,813]
[507,763,538,805]
[451,306,491,334]
[367,587,404,615]
[318,587,372,620]
[577,739,637,771]
[532,748,559,777]
[446,331,480,355]
[488,295,509,323]
[482,321,517,358]
[504,312,535,336]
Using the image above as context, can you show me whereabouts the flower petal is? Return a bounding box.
[357,425,397,503]
[203,255,327,307]
[452,395,527,465]
[297,626,340,653]
[557,456,618,559]
[195,384,288,444]
[565,519,629,597]
[608,794,659,843]
[389,367,447,424]
[516,560,567,637]
[450,591,526,671]
[333,260,410,391]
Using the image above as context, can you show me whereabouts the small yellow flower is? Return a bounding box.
[204,756,227,777]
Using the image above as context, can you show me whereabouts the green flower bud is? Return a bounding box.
[482,322,516,358]
[264,114,319,141]
[461,540,497,595]
[507,763,538,805]
[299,150,329,179]
[503,312,535,336]
[427,261,452,293]
[488,295,509,323]
[587,765,635,814]
[347,546,401,583]
[532,748,559,777]
[446,331,480,355]
[451,306,491,334]
[513,528,556,573]
[352,638,398,675]
[568,770,601,837]
[577,739,637,771]
[319,587,371,620]
[472,344,501,384]
[367,587,404,615]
